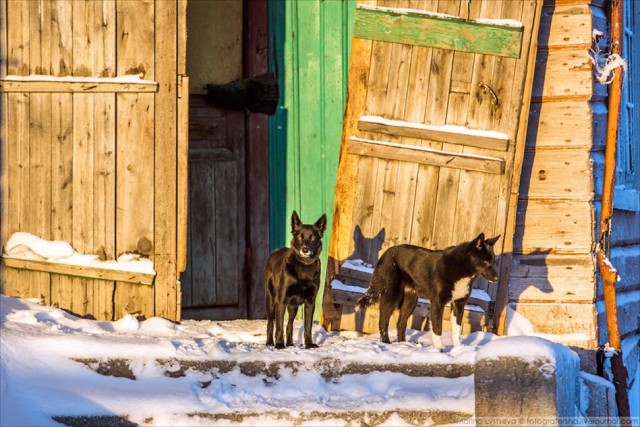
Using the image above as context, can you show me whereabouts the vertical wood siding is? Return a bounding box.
[0,0,184,321]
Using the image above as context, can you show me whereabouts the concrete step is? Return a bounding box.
[67,356,475,426]
[55,409,474,426]
[73,355,475,380]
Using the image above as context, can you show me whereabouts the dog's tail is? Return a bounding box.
[355,287,379,312]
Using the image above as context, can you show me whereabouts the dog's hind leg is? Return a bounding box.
[396,287,417,342]
[285,305,298,347]
[265,281,275,347]
[430,302,445,350]
[378,291,401,344]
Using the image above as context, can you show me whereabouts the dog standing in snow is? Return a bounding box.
[264,211,327,349]
[356,233,500,350]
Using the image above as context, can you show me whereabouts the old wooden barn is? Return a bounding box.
[0,0,638,373]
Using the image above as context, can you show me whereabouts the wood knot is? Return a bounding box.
[137,237,153,255]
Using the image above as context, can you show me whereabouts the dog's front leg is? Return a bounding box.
[451,300,466,347]
[303,300,317,349]
[274,303,286,349]
[286,305,298,346]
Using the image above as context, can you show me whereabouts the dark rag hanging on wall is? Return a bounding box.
[205,73,279,115]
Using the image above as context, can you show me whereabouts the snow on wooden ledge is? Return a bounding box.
[356,4,524,28]
[360,116,509,141]
[0,73,158,93]
[2,232,156,285]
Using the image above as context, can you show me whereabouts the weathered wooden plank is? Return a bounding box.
[28,0,44,75]
[532,48,592,101]
[27,93,53,303]
[509,302,597,337]
[358,117,509,151]
[509,254,596,302]
[347,137,505,174]
[353,5,523,58]
[71,90,95,317]
[526,101,601,150]
[244,0,269,320]
[0,80,158,93]
[0,0,7,79]
[188,162,216,307]
[177,76,189,275]
[7,0,29,75]
[154,0,179,320]
[488,0,524,134]
[519,149,594,201]
[50,92,75,315]
[214,161,241,306]
[49,1,72,76]
[514,200,594,255]
[538,4,593,49]
[114,0,156,319]
[2,257,155,286]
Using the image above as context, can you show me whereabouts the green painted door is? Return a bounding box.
[268,0,356,318]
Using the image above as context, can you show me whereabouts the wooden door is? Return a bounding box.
[322,0,542,333]
[180,0,264,320]
[0,0,185,321]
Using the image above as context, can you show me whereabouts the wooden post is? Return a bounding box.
[596,0,630,420]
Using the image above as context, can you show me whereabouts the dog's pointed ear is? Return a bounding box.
[314,214,327,236]
[486,235,501,246]
[473,233,485,250]
[291,210,302,234]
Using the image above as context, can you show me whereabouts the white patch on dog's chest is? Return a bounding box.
[451,278,471,301]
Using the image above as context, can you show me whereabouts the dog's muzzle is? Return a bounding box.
[482,269,499,282]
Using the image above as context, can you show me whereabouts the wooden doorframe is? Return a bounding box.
[243,0,270,320]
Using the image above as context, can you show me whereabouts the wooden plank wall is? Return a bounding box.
[0,0,182,321]
[509,0,610,347]
[323,0,542,333]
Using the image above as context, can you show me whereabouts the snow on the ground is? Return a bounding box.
[0,295,487,426]
[3,232,155,275]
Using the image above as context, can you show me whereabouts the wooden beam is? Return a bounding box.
[2,257,155,285]
[358,118,509,151]
[353,5,524,58]
[0,80,158,93]
[347,137,505,175]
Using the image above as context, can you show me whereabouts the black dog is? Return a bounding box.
[356,233,500,350]
[265,211,327,349]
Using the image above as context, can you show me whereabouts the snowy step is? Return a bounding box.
[55,409,474,427]
[54,371,474,426]
[73,354,475,380]
[1,296,487,426]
